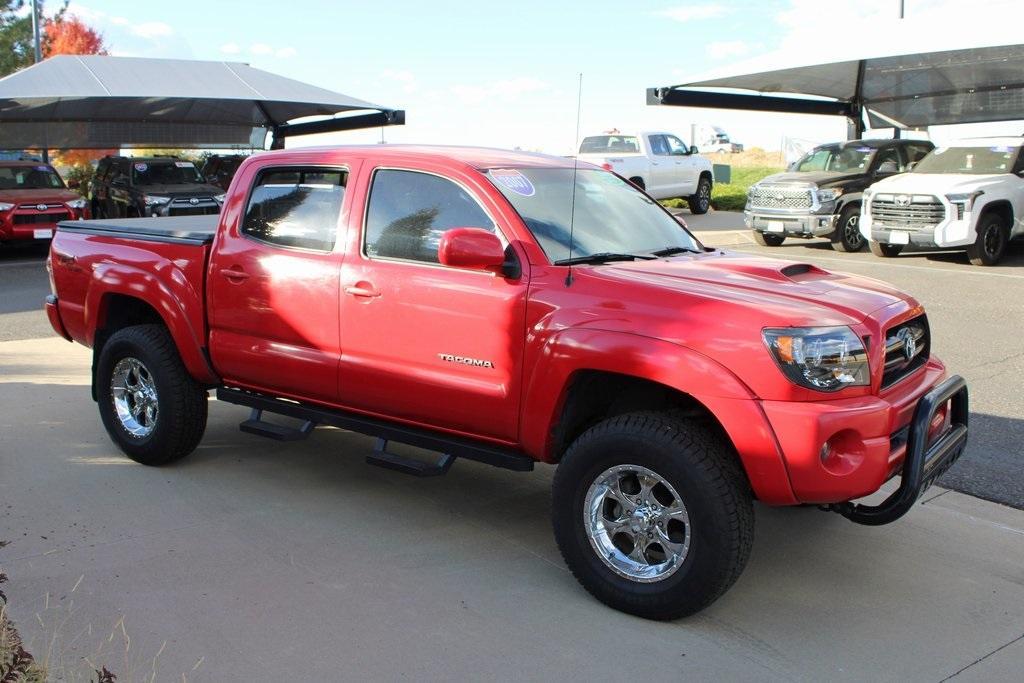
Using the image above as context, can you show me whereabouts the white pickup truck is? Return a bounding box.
[577,131,714,213]
[861,137,1024,266]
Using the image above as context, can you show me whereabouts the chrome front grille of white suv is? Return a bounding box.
[870,194,946,231]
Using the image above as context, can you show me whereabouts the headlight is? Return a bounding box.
[816,187,843,202]
[0,202,13,211]
[945,190,983,211]
[65,198,87,209]
[763,326,869,392]
[143,195,170,206]
[214,193,226,203]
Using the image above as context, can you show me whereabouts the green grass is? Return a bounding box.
[662,166,783,212]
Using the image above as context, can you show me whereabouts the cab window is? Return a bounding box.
[240,167,346,251]
[648,135,670,156]
[665,135,689,155]
[364,169,495,264]
[874,147,903,174]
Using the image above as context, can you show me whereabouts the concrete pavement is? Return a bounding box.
[2,337,1023,681]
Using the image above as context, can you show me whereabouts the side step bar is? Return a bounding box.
[217,387,534,473]
[240,408,317,442]
[367,438,456,477]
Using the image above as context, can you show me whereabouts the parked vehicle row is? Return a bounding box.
[577,131,714,214]
[747,136,1024,266]
[46,145,968,620]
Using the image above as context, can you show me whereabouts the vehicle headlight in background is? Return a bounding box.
[143,195,170,206]
[816,187,843,202]
[214,193,226,203]
[763,326,870,391]
[65,198,87,209]
[0,202,13,211]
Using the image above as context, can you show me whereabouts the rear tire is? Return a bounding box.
[687,176,712,215]
[96,324,207,466]
[753,231,785,246]
[966,213,1009,266]
[869,241,903,257]
[830,205,865,252]
[552,412,753,620]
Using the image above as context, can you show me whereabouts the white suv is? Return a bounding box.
[860,137,1024,265]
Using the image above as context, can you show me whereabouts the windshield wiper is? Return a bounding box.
[649,246,701,257]
[554,251,658,266]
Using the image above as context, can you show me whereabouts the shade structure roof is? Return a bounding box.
[648,43,1024,133]
[0,55,404,149]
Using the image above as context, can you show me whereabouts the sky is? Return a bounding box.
[43,0,1024,154]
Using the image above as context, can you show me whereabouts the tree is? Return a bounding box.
[44,6,106,57]
[0,1,34,77]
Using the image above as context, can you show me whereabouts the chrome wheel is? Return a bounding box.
[697,180,711,211]
[844,214,864,249]
[584,464,692,583]
[110,357,158,438]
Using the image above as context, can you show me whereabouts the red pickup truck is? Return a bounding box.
[46,146,968,620]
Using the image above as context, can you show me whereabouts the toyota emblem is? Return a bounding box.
[897,327,917,362]
[189,197,200,205]
[895,195,911,206]
[36,203,48,211]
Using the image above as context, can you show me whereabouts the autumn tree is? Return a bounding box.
[43,10,106,57]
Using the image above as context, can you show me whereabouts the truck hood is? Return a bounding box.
[758,170,863,187]
[0,188,82,203]
[136,183,223,196]
[593,251,908,327]
[870,173,1009,195]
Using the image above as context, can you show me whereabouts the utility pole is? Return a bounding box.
[31,0,48,162]
[898,0,904,18]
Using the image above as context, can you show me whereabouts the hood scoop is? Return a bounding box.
[715,260,833,284]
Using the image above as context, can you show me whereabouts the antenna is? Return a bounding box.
[566,72,583,287]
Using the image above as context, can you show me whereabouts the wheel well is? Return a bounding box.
[628,176,645,189]
[91,294,164,400]
[699,171,712,184]
[979,200,1013,226]
[551,371,731,462]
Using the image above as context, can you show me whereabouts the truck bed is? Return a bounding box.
[57,215,218,245]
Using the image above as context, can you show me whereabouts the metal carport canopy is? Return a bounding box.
[647,43,1024,137]
[0,55,404,149]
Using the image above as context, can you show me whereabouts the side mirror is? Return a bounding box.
[438,228,508,273]
[66,179,80,189]
[689,145,699,155]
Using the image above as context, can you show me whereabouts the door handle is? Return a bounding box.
[219,267,250,282]
[345,284,381,298]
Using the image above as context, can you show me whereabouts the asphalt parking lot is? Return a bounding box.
[2,226,1023,680]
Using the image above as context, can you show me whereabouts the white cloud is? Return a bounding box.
[129,21,173,40]
[111,17,129,26]
[707,40,752,60]
[657,4,729,22]
[275,47,297,58]
[451,77,549,105]
[220,42,241,55]
[382,69,418,93]
[250,43,273,55]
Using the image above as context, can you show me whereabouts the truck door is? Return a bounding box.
[207,163,351,403]
[665,134,698,196]
[646,134,674,196]
[337,166,527,442]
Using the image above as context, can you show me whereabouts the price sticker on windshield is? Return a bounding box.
[491,169,535,197]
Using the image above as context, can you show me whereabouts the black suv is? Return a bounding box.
[744,138,934,252]
[201,154,248,191]
[89,156,224,219]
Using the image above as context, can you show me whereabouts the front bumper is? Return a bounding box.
[758,359,968,516]
[745,210,837,237]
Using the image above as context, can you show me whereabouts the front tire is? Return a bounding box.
[869,241,903,257]
[687,176,712,215]
[830,205,865,252]
[753,231,785,246]
[552,412,753,620]
[96,324,208,465]
[966,213,1009,266]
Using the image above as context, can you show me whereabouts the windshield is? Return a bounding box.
[912,145,1021,174]
[486,167,700,264]
[579,136,640,154]
[795,144,874,173]
[131,161,205,186]
[0,165,64,190]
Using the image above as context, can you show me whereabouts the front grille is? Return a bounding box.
[13,211,69,225]
[18,203,63,209]
[881,314,930,388]
[749,185,813,210]
[168,206,219,216]
[870,194,945,230]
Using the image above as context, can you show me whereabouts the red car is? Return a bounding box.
[45,146,968,619]
[0,161,88,245]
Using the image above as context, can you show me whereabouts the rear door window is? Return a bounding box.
[240,167,346,251]
[363,169,495,264]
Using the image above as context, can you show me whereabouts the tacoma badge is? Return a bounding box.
[437,353,494,369]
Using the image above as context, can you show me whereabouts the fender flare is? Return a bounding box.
[520,328,796,504]
[85,261,218,385]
